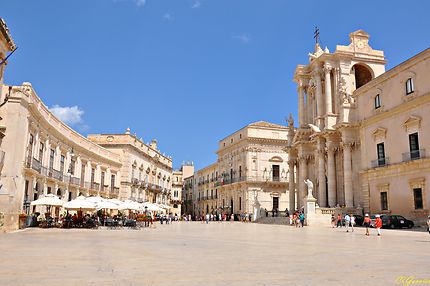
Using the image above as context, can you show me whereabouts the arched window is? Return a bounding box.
[352,64,373,89]
[57,188,62,196]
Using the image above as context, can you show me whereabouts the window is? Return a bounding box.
[60,155,65,173]
[272,165,280,181]
[38,143,44,162]
[380,192,388,210]
[406,78,414,95]
[413,188,423,209]
[374,94,381,109]
[47,186,51,194]
[239,134,242,139]
[377,143,386,166]
[111,175,116,191]
[28,134,34,158]
[409,133,420,159]
[101,172,105,189]
[49,149,55,170]
[69,159,75,175]
[239,166,242,178]
[91,168,95,188]
[81,164,86,184]
[239,197,242,210]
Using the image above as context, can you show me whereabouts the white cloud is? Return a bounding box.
[49,105,84,126]
[192,1,201,8]
[232,33,251,43]
[163,13,173,21]
[134,0,146,7]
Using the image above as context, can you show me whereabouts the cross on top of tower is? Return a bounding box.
[313,26,320,44]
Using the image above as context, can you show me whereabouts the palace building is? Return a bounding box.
[287,30,430,224]
[0,19,176,231]
[187,121,291,219]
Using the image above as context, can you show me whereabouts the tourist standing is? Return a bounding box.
[344,214,351,232]
[363,214,371,236]
[350,214,355,232]
[206,213,210,224]
[427,215,430,235]
[375,215,382,236]
[336,214,342,228]
[299,212,305,227]
[331,214,336,228]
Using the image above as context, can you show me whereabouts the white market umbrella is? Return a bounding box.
[86,196,104,204]
[64,196,96,210]
[118,200,141,211]
[142,202,162,212]
[155,203,171,210]
[31,194,64,207]
[96,201,120,210]
[107,198,123,205]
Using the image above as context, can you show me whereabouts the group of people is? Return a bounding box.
[331,213,383,236]
[331,213,356,232]
[289,211,305,227]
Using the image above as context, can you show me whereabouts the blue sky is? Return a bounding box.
[2,0,430,170]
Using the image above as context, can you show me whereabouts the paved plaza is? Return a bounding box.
[0,223,429,286]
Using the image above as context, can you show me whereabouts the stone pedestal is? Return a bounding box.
[304,195,317,226]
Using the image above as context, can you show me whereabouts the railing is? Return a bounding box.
[131,178,139,185]
[371,157,389,168]
[216,176,288,186]
[84,181,91,189]
[31,158,41,173]
[110,186,119,194]
[402,149,426,162]
[52,168,63,181]
[70,177,80,186]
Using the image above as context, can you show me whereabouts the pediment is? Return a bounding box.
[403,115,421,130]
[269,156,283,163]
[372,127,387,140]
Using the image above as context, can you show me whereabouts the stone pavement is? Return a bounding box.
[0,222,428,286]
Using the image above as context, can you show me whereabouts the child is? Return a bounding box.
[375,215,382,236]
[363,214,371,236]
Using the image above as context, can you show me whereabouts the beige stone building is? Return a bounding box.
[88,133,173,206]
[356,48,430,224]
[172,163,193,216]
[0,83,122,230]
[288,30,430,224]
[190,121,291,219]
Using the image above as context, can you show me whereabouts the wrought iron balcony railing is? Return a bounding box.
[371,157,389,168]
[402,149,426,162]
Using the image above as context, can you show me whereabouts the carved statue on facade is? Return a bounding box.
[338,77,353,104]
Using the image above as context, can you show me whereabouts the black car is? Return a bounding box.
[354,215,364,226]
[383,215,414,229]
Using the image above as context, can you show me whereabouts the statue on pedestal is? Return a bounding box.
[304,178,314,198]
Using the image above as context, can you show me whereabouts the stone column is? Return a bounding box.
[317,140,327,207]
[343,142,353,207]
[298,156,307,209]
[298,85,305,127]
[324,63,332,114]
[313,67,324,129]
[326,144,336,207]
[288,160,296,211]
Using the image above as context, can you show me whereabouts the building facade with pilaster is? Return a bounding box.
[287,30,430,224]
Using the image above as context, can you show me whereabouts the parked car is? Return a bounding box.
[383,215,414,229]
[354,214,364,226]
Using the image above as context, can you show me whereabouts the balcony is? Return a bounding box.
[30,158,41,173]
[70,177,80,186]
[216,176,288,186]
[110,186,120,194]
[402,149,426,162]
[52,169,63,181]
[84,181,91,189]
[371,157,389,168]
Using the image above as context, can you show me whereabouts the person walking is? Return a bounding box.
[375,215,382,236]
[336,213,342,228]
[427,215,430,235]
[363,214,371,236]
[344,213,351,232]
[205,213,210,224]
[299,212,305,227]
[331,214,336,228]
[350,214,355,232]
